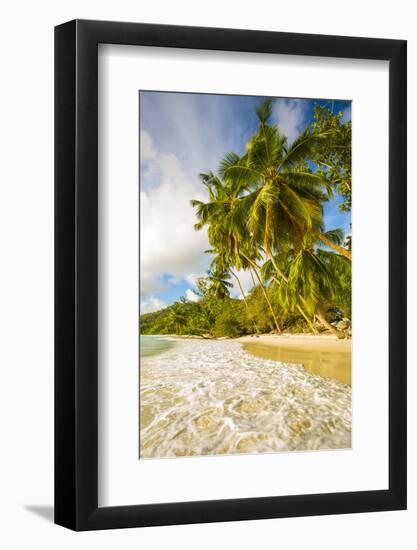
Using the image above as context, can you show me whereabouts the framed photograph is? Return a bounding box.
[55,19,406,530]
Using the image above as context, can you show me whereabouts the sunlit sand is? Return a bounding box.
[239,335,351,385]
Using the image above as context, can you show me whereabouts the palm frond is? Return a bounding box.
[279,130,335,170]
[224,192,256,236]
[255,98,273,123]
[248,124,287,170]
[278,185,321,233]
[284,171,333,199]
[321,227,345,245]
[218,151,262,189]
[247,183,277,232]
[259,259,276,284]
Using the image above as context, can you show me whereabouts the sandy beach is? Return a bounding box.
[239,334,351,385]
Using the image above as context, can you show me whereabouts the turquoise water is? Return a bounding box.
[140,335,175,357]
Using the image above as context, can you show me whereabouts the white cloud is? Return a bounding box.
[140,296,166,314]
[141,130,157,161]
[140,131,210,296]
[185,289,200,302]
[185,272,203,287]
[140,92,245,186]
[272,99,307,143]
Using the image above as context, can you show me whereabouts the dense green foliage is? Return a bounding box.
[311,105,352,212]
[140,101,352,338]
[140,285,319,337]
[140,259,351,338]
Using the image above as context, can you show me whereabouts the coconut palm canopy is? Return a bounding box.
[140,91,351,337]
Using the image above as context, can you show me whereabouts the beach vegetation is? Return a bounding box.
[140,100,352,338]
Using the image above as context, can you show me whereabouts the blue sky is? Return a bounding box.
[140,92,351,313]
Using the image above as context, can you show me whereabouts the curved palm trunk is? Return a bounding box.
[266,251,318,334]
[318,234,352,260]
[252,268,281,334]
[271,274,317,333]
[297,306,317,333]
[249,268,257,288]
[240,254,281,334]
[230,270,259,334]
[316,307,344,339]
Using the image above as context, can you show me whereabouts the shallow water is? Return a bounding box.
[139,339,351,459]
[140,335,175,357]
[242,341,351,385]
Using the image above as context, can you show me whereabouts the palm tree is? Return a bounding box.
[237,245,282,333]
[207,249,259,333]
[193,172,319,333]
[214,98,350,330]
[277,241,345,338]
[168,304,187,335]
[191,173,282,333]
[260,256,317,333]
[191,101,350,334]
[218,98,351,260]
[205,269,233,299]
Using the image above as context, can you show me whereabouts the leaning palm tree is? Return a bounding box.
[197,172,318,333]
[236,242,282,333]
[277,240,345,338]
[205,269,233,300]
[219,98,351,261]
[260,254,317,333]
[168,304,187,335]
[191,172,282,333]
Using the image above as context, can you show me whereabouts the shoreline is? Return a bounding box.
[238,333,351,349]
[143,332,351,343]
[239,334,351,385]
[141,333,352,385]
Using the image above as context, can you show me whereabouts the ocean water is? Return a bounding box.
[139,339,352,459]
[140,335,175,357]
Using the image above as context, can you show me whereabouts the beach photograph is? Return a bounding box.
[139,91,352,459]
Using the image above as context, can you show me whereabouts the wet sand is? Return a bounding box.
[239,335,351,385]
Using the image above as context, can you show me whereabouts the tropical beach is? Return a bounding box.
[140,92,352,458]
[140,335,351,458]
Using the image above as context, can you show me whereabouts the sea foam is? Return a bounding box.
[140,339,351,459]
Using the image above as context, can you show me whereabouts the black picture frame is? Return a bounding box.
[55,19,407,531]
